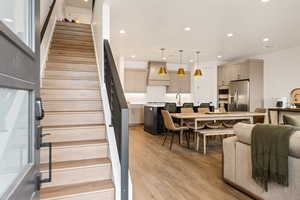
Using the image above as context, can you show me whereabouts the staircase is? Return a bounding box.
[40,22,114,200]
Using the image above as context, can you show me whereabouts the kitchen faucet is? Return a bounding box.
[176,90,182,106]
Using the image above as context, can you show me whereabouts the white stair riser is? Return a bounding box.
[44,71,98,80]
[40,144,108,163]
[46,63,97,72]
[41,90,101,101]
[43,101,103,112]
[43,126,106,143]
[42,79,99,89]
[42,165,112,188]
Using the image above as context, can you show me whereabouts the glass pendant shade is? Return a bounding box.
[193,69,203,77]
[176,68,185,76]
[158,66,168,75]
[158,48,168,75]
[176,50,185,76]
[194,51,203,77]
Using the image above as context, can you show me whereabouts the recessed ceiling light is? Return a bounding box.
[189,59,194,63]
[227,33,234,37]
[84,0,88,2]
[184,27,191,31]
[261,0,270,2]
[120,30,126,34]
[162,57,167,60]
[217,55,223,59]
[264,45,272,49]
[263,38,270,42]
[3,18,13,23]
[131,55,136,58]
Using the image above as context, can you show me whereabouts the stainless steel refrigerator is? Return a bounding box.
[228,80,250,112]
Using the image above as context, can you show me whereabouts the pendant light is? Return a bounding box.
[158,48,168,75]
[176,50,185,76]
[193,51,203,77]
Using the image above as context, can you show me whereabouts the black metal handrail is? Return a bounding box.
[92,0,96,12]
[103,39,129,200]
[41,0,56,42]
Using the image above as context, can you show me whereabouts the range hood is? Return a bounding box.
[147,61,170,86]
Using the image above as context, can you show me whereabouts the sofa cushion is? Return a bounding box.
[234,123,300,158]
[283,115,300,127]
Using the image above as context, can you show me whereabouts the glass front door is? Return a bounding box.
[0,0,40,199]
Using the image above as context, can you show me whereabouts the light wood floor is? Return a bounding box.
[129,126,253,200]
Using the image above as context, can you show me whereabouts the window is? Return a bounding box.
[0,88,31,197]
[0,0,34,49]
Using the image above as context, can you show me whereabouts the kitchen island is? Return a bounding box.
[144,104,212,135]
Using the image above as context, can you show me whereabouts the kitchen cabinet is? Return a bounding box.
[129,104,144,125]
[218,60,253,87]
[125,69,147,93]
[166,71,191,93]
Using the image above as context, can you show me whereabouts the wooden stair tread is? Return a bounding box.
[40,180,114,199]
[42,124,105,129]
[40,158,110,171]
[46,62,96,66]
[52,39,93,46]
[53,139,107,147]
[53,31,92,37]
[47,60,96,65]
[56,21,91,28]
[49,51,95,57]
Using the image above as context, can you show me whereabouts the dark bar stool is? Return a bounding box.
[164,103,177,113]
[183,103,194,108]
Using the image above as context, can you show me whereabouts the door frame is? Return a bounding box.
[0,0,40,199]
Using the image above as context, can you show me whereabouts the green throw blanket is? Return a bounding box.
[251,124,298,191]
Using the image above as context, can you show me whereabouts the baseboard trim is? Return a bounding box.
[223,178,264,200]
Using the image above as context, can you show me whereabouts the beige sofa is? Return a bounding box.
[223,123,300,200]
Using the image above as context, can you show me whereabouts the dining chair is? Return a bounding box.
[183,103,194,108]
[198,107,210,114]
[181,107,202,143]
[181,107,194,113]
[253,108,266,124]
[161,110,189,150]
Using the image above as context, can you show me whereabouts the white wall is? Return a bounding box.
[40,0,65,79]
[122,60,218,105]
[41,0,65,25]
[40,0,53,25]
[191,62,218,107]
[254,46,300,107]
[65,6,91,24]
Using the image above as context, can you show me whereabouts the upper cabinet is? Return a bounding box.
[217,59,259,87]
[124,69,147,93]
[166,71,191,93]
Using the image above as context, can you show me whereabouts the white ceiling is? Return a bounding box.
[65,0,92,9]
[110,0,300,63]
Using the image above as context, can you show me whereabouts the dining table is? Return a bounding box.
[170,112,266,144]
